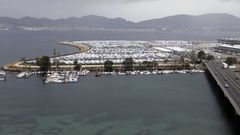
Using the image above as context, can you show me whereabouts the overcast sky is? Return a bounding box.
[0,0,240,21]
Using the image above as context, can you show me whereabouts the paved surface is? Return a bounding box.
[204,60,240,115]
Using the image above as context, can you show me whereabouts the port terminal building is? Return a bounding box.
[215,38,240,56]
[218,38,240,45]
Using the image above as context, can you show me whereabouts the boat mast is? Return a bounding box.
[53,48,57,73]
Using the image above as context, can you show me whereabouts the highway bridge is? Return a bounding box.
[203,60,240,115]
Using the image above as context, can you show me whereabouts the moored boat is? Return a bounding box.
[95,71,101,77]
[0,70,6,81]
[44,72,65,83]
[16,71,33,79]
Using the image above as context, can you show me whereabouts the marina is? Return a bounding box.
[0,68,205,83]
[3,40,219,72]
[1,40,214,83]
[50,40,218,65]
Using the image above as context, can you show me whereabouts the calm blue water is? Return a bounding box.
[0,30,240,135]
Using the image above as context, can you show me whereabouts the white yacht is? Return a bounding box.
[45,72,65,83]
[65,71,78,83]
[190,69,205,73]
[118,72,126,76]
[78,69,90,76]
[175,70,187,74]
[0,70,6,81]
[45,71,79,83]
[111,71,117,76]
[16,71,33,78]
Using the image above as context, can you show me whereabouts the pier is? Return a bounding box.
[204,60,240,115]
[58,41,92,53]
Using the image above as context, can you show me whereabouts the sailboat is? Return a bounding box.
[16,65,33,79]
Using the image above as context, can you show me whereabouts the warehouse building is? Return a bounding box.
[218,38,240,45]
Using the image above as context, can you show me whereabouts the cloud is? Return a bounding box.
[0,0,240,21]
[120,0,159,3]
[3,0,158,4]
[219,0,240,2]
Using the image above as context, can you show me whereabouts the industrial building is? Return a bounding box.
[214,38,240,56]
[214,44,240,55]
[218,38,240,45]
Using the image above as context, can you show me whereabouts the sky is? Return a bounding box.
[0,0,240,22]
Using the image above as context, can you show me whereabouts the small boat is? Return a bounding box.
[189,69,205,73]
[67,77,78,82]
[151,70,158,75]
[111,71,117,76]
[0,70,6,81]
[143,71,151,75]
[66,71,78,83]
[175,70,187,74]
[118,72,126,76]
[16,71,33,78]
[130,71,138,75]
[78,70,90,76]
[95,67,102,77]
[44,72,65,83]
[95,71,101,77]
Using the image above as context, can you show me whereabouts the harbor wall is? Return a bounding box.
[3,62,198,72]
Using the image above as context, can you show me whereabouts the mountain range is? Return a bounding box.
[1,13,240,31]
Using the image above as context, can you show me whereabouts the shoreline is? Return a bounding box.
[2,41,92,72]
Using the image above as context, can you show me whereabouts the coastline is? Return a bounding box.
[2,41,92,72]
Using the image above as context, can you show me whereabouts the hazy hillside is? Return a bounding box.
[1,13,240,31]
[138,13,240,30]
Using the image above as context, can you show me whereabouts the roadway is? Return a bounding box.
[204,60,240,115]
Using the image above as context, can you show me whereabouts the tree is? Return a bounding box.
[36,56,51,72]
[143,61,150,67]
[207,55,214,60]
[123,58,134,71]
[143,61,158,70]
[179,55,186,69]
[152,61,158,68]
[73,59,78,65]
[164,59,169,63]
[190,50,197,64]
[74,64,81,71]
[226,57,237,66]
[73,59,81,71]
[197,50,206,60]
[104,60,114,72]
[184,60,190,69]
[180,55,184,63]
[21,57,26,64]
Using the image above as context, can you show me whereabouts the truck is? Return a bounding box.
[222,63,228,69]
